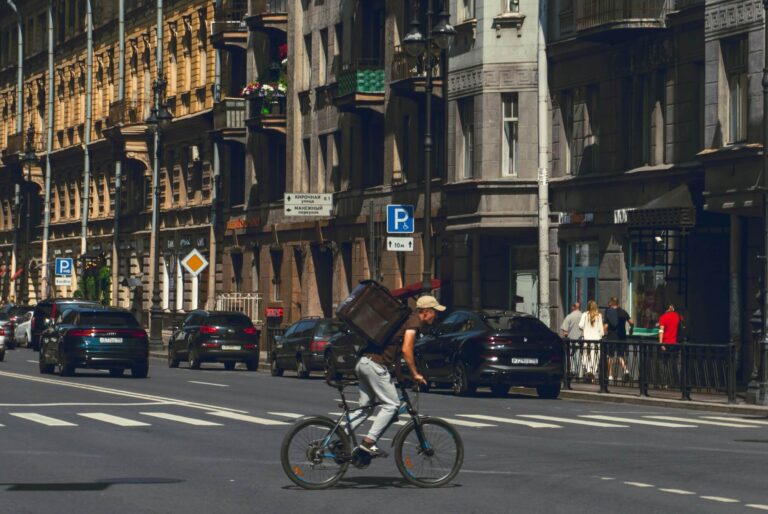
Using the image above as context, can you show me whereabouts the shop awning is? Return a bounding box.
[627,185,696,228]
[390,279,442,300]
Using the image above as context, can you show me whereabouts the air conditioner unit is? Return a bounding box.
[189,145,201,162]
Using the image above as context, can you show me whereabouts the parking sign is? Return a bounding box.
[386,204,414,234]
[55,257,73,276]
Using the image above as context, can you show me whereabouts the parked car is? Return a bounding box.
[38,306,149,377]
[414,310,564,398]
[30,299,101,351]
[13,311,33,348]
[2,304,34,348]
[324,328,366,380]
[271,318,347,378]
[0,325,5,361]
[0,312,15,350]
[167,310,260,370]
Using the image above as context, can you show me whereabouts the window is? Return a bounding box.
[501,93,519,176]
[319,29,328,85]
[505,0,520,12]
[459,0,475,22]
[459,97,474,179]
[229,145,246,206]
[723,36,748,144]
[302,138,311,192]
[566,242,599,311]
[270,250,283,301]
[303,34,312,90]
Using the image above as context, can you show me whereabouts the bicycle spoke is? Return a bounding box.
[395,418,463,487]
[281,417,349,489]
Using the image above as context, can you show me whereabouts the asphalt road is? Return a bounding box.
[0,347,767,514]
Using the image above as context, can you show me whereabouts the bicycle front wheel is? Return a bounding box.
[394,417,463,488]
[280,416,350,490]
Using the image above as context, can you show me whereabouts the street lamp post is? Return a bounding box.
[402,0,456,295]
[20,124,37,304]
[146,76,172,348]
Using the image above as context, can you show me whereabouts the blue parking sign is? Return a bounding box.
[55,257,73,276]
[387,204,414,234]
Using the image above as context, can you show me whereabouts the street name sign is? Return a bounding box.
[387,236,414,252]
[181,249,209,276]
[387,204,414,234]
[284,193,333,217]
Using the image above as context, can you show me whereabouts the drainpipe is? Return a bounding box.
[537,0,551,327]
[207,0,222,309]
[81,0,93,256]
[112,0,125,305]
[6,0,22,301]
[40,0,54,299]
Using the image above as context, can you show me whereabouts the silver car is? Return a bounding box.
[13,311,33,348]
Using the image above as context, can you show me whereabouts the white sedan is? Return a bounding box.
[13,311,33,348]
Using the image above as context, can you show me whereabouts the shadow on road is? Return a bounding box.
[282,475,462,490]
[1,477,184,492]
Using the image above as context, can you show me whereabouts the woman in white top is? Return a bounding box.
[578,300,604,380]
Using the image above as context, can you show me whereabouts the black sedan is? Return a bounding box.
[167,310,260,370]
[39,307,149,377]
[271,318,346,378]
[323,328,365,380]
[415,310,564,398]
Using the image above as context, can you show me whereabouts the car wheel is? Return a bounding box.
[188,347,202,370]
[490,384,510,397]
[536,383,561,400]
[38,352,54,374]
[132,364,149,378]
[22,334,28,348]
[168,347,180,368]
[296,356,310,379]
[109,368,125,377]
[324,353,342,381]
[452,360,476,396]
[245,358,258,371]
[58,355,75,377]
[0,350,4,362]
[224,361,236,371]
[270,355,284,377]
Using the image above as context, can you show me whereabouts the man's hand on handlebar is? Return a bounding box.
[412,372,427,386]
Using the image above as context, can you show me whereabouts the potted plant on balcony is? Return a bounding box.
[241,79,287,115]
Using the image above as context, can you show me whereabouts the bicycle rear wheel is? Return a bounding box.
[280,416,350,490]
[394,417,463,488]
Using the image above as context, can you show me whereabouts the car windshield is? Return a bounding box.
[207,314,252,327]
[78,312,140,328]
[316,322,345,337]
[484,315,553,336]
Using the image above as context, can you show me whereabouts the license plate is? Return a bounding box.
[100,337,123,344]
[510,357,538,365]
[221,345,241,351]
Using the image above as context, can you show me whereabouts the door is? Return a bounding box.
[440,312,485,377]
[180,313,204,358]
[434,311,473,380]
[566,243,599,309]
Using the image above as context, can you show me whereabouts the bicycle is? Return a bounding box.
[280,377,464,489]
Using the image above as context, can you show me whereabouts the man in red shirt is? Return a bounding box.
[658,303,681,346]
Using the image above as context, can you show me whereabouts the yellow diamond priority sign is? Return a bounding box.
[181,249,209,277]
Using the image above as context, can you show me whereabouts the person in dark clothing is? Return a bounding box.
[604,297,634,381]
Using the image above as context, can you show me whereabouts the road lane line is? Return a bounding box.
[518,415,628,428]
[0,402,170,407]
[599,477,616,481]
[268,412,304,419]
[11,413,77,426]
[700,496,740,503]
[140,412,222,426]
[456,414,552,428]
[437,417,497,428]
[335,399,359,404]
[78,413,151,427]
[623,482,654,488]
[188,381,229,387]
[659,488,695,495]
[702,416,768,426]
[581,415,695,428]
[206,411,288,425]
[644,416,758,428]
[26,360,37,364]
[747,505,768,511]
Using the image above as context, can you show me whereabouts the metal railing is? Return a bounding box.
[215,292,263,325]
[391,46,442,83]
[563,339,737,402]
[5,131,44,155]
[212,0,247,34]
[251,0,287,14]
[337,58,385,97]
[107,99,142,127]
[575,0,672,32]
[213,97,246,130]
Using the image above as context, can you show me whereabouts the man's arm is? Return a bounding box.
[401,328,427,385]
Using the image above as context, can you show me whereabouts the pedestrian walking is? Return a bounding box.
[561,301,583,380]
[604,297,634,381]
[658,302,682,387]
[578,300,604,382]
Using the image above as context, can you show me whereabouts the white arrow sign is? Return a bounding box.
[284,193,333,205]
[386,236,414,252]
[284,204,333,217]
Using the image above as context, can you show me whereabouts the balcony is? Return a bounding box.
[211,0,248,50]
[246,0,287,35]
[106,99,144,128]
[333,59,385,113]
[211,97,247,142]
[1,130,44,179]
[245,96,286,134]
[390,46,443,99]
[574,0,672,41]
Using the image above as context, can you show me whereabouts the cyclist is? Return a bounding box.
[349,295,445,457]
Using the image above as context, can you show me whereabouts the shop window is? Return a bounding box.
[566,242,598,311]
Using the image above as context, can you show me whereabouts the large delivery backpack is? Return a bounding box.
[336,280,411,347]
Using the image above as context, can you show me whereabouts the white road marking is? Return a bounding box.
[188,381,229,388]
[747,505,768,511]
[702,416,768,426]
[0,402,171,407]
[268,412,304,419]
[581,415,695,428]
[140,412,222,426]
[11,413,77,426]
[327,412,407,425]
[518,415,628,428]
[623,482,654,488]
[458,414,559,428]
[206,411,287,425]
[26,360,38,364]
[700,496,740,503]
[659,488,695,495]
[599,477,615,481]
[334,399,359,404]
[644,416,758,428]
[437,417,498,428]
[77,413,151,427]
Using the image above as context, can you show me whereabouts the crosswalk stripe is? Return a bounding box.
[438,417,498,428]
[644,416,758,428]
[140,412,222,426]
[518,415,628,428]
[77,413,150,427]
[700,496,740,503]
[456,414,555,428]
[268,412,304,419]
[746,505,768,511]
[581,415,695,428]
[659,488,695,495]
[206,411,288,425]
[11,413,77,426]
[702,416,768,426]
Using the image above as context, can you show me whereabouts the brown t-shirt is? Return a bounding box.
[363,312,423,368]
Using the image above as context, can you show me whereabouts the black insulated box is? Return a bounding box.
[336,280,411,345]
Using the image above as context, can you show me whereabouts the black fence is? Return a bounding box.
[563,339,737,403]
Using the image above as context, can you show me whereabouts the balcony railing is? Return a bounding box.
[212,0,248,35]
[213,97,246,131]
[251,0,287,14]
[391,46,442,83]
[5,131,44,156]
[336,59,385,98]
[107,99,143,128]
[575,0,672,33]
[215,292,263,325]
